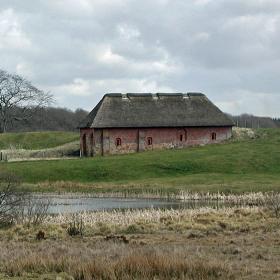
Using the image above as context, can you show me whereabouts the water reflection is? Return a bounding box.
[31,195,244,214]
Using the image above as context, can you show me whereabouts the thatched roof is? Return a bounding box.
[80,93,234,128]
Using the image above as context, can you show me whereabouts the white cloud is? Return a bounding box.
[117,24,141,40]
[99,47,126,64]
[0,0,279,117]
[0,8,31,50]
[195,0,212,6]
[50,77,175,109]
[54,78,92,97]
[16,62,33,79]
[215,90,280,117]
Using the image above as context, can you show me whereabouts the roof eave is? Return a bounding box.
[89,124,234,129]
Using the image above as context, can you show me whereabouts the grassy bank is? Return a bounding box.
[0,131,79,150]
[1,128,280,194]
[0,207,279,279]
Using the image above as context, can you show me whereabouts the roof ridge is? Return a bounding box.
[104,92,205,98]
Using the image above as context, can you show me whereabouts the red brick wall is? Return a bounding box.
[80,128,94,157]
[80,126,232,156]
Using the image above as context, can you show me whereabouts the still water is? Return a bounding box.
[33,195,235,214]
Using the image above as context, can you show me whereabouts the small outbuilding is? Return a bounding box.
[79,93,234,156]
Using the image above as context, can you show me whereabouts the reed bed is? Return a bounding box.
[177,191,269,204]
[42,206,262,227]
[33,190,272,204]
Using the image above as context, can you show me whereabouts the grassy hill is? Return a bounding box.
[1,128,280,194]
[0,131,79,150]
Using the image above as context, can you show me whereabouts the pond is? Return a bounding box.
[32,194,239,214]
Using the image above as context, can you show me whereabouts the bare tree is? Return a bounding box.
[24,196,51,226]
[0,69,53,133]
[0,172,26,225]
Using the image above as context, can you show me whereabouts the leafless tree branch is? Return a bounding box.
[0,69,53,133]
[0,172,26,225]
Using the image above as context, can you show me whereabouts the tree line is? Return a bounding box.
[4,106,88,132]
[6,109,279,133]
[229,114,280,129]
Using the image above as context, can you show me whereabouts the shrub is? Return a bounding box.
[0,172,25,226]
[67,215,85,236]
[124,224,141,234]
[265,193,280,218]
[24,196,51,226]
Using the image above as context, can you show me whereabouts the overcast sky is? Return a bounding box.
[0,0,279,117]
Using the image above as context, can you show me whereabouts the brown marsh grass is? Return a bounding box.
[0,207,279,279]
[1,242,234,280]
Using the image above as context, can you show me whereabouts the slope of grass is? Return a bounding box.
[1,129,280,193]
[0,131,79,150]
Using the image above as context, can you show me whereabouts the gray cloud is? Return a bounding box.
[0,0,279,117]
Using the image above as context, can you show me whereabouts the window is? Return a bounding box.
[116,138,121,146]
[178,130,187,142]
[211,132,216,140]
[147,137,153,145]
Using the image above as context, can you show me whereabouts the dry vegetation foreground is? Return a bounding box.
[0,207,279,280]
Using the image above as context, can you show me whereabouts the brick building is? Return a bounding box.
[79,93,234,156]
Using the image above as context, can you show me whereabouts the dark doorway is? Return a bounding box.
[90,133,94,156]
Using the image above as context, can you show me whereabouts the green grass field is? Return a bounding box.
[1,128,280,194]
[0,131,79,150]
